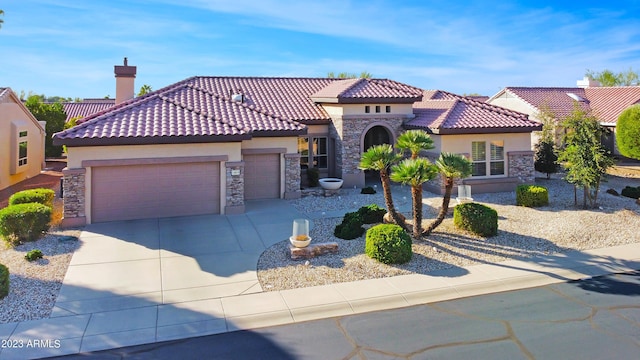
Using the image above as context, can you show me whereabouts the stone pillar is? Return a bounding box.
[61,168,86,228]
[284,153,301,199]
[508,151,535,184]
[225,161,245,214]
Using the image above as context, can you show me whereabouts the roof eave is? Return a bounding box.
[53,134,252,147]
[436,126,543,135]
[312,97,422,104]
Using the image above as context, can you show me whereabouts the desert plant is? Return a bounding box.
[25,249,44,262]
[9,188,55,208]
[516,185,549,207]
[621,186,640,199]
[357,204,386,224]
[616,104,640,160]
[334,212,365,240]
[360,186,376,194]
[307,168,320,187]
[365,224,412,264]
[0,203,52,243]
[453,203,498,237]
[0,263,8,299]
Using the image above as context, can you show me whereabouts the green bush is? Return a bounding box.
[453,203,498,237]
[360,186,377,194]
[0,263,8,299]
[9,188,55,208]
[365,224,412,264]
[25,249,44,262]
[516,184,549,207]
[357,204,386,224]
[334,211,364,240]
[307,168,320,187]
[0,203,52,243]
[621,186,640,199]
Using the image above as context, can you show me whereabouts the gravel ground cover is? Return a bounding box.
[258,173,640,291]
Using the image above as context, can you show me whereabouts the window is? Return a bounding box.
[385,105,391,113]
[18,141,28,166]
[19,131,28,137]
[298,136,328,169]
[471,140,505,177]
[365,105,370,113]
[375,105,381,113]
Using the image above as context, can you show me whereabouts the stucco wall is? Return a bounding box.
[0,93,46,190]
[322,103,414,117]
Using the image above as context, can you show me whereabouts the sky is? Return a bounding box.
[1,0,639,100]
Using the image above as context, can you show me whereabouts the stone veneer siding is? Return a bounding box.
[284,153,301,199]
[61,167,86,226]
[225,161,244,213]
[508,151,535,183]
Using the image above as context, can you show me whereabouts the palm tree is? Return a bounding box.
[359,144,406,229]
[423,153,472,236]
[391,158,438,238]
[395,129,434,159]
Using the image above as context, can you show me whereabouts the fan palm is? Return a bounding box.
[391,158,438,238]
[423,153,472,236]
[359,144,406,228]
[395,130,435,159]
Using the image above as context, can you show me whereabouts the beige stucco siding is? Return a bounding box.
[321,103,414,117]
[440,132,533,155]
[0,92,46,190]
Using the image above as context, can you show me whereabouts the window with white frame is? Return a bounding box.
[471,140,505,177]
[18,130,28,167]
[298,136,328,169]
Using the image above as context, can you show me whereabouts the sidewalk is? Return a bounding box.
[1,241,639,359]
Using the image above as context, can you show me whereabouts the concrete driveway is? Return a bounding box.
[53,199,304,316]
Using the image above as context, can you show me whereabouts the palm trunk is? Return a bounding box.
[583,185,588,209]
[423,176,453,236]
[411,185,422,238]
[380,170,407,230]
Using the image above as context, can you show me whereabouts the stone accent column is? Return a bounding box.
[61,167,86,228]
[508,151,535,184]
[225,161,245,214]
[284,153,301,199]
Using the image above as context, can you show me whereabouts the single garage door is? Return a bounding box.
[92,162,220,222]
[244,154,280,200]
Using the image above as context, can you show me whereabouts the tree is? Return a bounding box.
[359,144,406,229]
[534,108,559,179]
[25,95,67,157]
[557,105,614,208]
[422,153,472,236]
[0,9,4,29]
[616,105,640,160]
[138,84,153,96]
[327,71,372,79]
[395,129,434,160]
[390,158,438,238]
[586,68,639,86]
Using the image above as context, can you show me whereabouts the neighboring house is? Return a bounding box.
[0,87,46,191]
[487,77,640,155]
[53,61,541,226]
[62,98,115,123]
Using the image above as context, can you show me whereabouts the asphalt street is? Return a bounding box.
[48,271,640,360]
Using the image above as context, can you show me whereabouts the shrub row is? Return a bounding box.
[453,202,498,237]
[0,188,54,244]
[9,188,55,208]
[0,263,8,299]
[516,185,549,207]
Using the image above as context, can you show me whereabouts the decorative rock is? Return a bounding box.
[324,189,340,197]
[290,242,339,260]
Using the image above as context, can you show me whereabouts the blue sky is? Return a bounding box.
[1,0,639,99]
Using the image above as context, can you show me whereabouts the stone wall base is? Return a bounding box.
[61,216,86,228]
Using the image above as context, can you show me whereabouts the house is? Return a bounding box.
[53,60,541,226]
[0,87,47,191]
[62,98,115,123]
[487,77,640,155]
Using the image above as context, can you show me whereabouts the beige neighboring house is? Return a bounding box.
[487,77,640,155]
[0,87,46,191]
[53,60,541,226]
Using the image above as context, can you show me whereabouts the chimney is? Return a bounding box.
[114,57,137,104]
[577,76,600,88]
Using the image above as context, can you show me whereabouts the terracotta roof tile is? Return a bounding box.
[504,87,590,119]
[407,90,540,134]
[62,99,116,122]
[311,78,423,103]
[584,87,640,125]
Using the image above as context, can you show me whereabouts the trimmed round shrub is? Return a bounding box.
[357,204,386,224]
[9,188,55,208]
[334,211,364,240]
[0,263,8,299]
[365,224,412,264]
[0,203,52,243]
[516,184,549,207]
[360,186,376,194]
[621,186,640,199]
[25,249,44,262]
[454,203,498,237]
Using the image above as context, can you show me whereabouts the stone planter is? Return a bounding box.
[319,178,343,190]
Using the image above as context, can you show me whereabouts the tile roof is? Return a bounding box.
[406,90,541,134]
[497,86,640,125]
[62,99,116,122]
[310,78,423,103]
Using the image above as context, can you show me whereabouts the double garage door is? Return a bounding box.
[91,162,220,223]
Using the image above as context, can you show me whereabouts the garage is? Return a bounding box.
[244,153,281,200]
[91,162,220,222]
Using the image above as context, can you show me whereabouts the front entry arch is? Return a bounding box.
[363,125,392,152]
